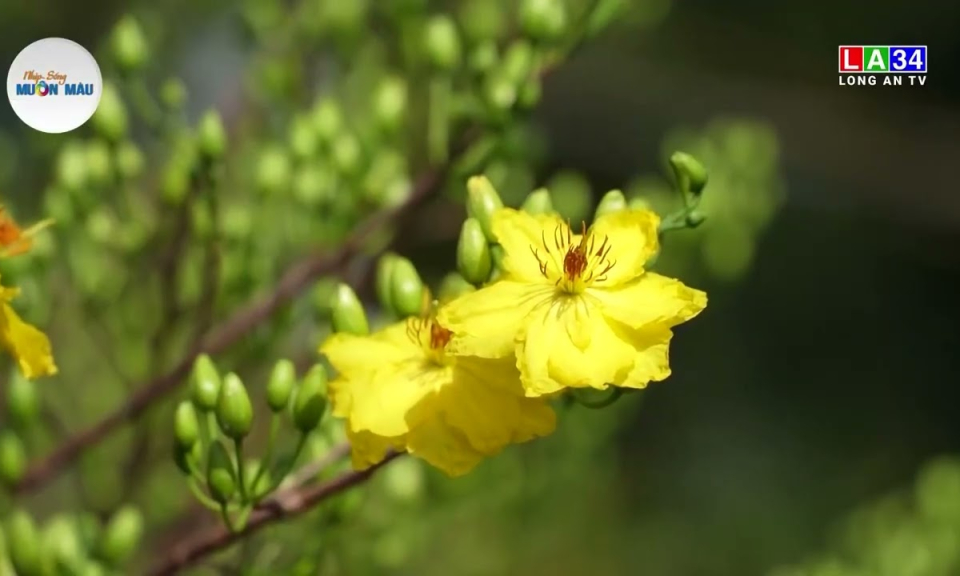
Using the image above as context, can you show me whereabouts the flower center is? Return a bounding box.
[530,221,616,294]
[406,316,453,366]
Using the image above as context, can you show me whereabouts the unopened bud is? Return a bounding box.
[92,83,128,141]
[466,176,504,242]
[198,110,226,159]
[468,42,498,74]
[521,188,553,215]
[458,0,505,43]
[517,76,542,109]
[330,283,369,335]
[206,441,236,504]
[520,0,568,42]
[111,16,149,72]
[374,76,408,133]
[424,16,462,71]
[266,359,296,413]
[255,145,292,195]
[173,401,200,448]
[7,372,39,428]
[5,510,41,575]
[0,432,26,486]
[685,210,707,228]
[115,141,145,180]
[173,440,201,476]
[456,219,492,284]
[160,78,187,110]
[288,115,319,160]
[375,254,400,314]
[190,354,221,411]
[97,505,143,566]
[216,373,253,440]
[594,189,627,220]
[669,151,708,197]
[438,272,476,303]
[548,171,592,222]
[243,459,272,498]
[85,140,114,186]
[311,99,343,144]
[293,365,328,433]
[332,133,362,177]
[389,257,425,318]
[628,196,653,211]
[500,41,535,85]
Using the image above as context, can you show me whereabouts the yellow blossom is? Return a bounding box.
[319,315,556,476]
[0,278,57,380]
[0,208,53,259]
[437,178,707,397]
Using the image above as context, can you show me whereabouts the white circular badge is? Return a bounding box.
[6,38,102,134]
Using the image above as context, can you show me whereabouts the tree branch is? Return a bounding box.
[11,164,447,496]
[147,451,402,576]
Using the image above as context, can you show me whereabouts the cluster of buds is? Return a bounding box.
[173,354,328,531]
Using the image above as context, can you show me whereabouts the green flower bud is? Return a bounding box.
[0,431,26,486]
[517,76,542,109]
[330,283,369,335]
[311,99,343,144]
[500,41,535,85]
[91,83,128,141]
[160,78,187,110]
[468,42,499,74]
[7,372,39,428]
[548,171,592,222]
[44,515,84,569]
[585,0,628,38]
[216,373,253,440]
[293,164,336,207]
[115,141,144,180]
[206,441,236,504]
[293,365,328,433]
[685,210,707,228]
[483,72,517,112]
[5,510,41,575]
[519,0,568,42]
[669,151,708,197]
[332,133,363,177]
[85,140,114,186]
[78,562,107,576]
[375,254,399,314]
[266,359,296,413]
[288,115,318,160]
[173,401,200,448]
[111,16,149,72]
[198,110,226,159]
[255,145,292,196]
[374,76,407,133]
[456,218,492,284]
[424,16,462,71]
[628,196,652,211]
[458,0,506,43]
[382,457,424,502]
[489,244,505,275]
[191,354,221,411]
[438,272,476,303]
[97,506,143,566]
[56,142,88,191]
[173,440,202,476]
[521,188,553,215]
[243,459,272,498]
[594,189,627,220]
[390,257,425,318]
[466,175,504,242]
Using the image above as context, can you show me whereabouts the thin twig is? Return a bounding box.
[12,164,448,496]
[147,452,402,576]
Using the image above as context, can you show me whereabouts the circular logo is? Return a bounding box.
[6,38,102,134]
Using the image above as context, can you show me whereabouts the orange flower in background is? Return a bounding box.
[0,208,53,258]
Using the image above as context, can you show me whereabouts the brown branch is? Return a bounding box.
[147,451,402,576]
[12,165,447,496]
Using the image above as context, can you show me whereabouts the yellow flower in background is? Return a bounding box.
[0,278,57,380]
[319,316,556,477]
[438,180,707,397]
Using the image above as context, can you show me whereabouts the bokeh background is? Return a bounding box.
[1,0,959,574]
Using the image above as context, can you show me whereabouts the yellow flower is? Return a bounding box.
[0,278,57,380]
[319,316,556,476]
[437,190,706,397]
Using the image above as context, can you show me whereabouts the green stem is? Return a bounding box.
[234,438,247,502]
[250,414,281,501]
[265,433,309,494]
[205,412,219,445]
[220,503,239,533]
[188,477,224,512]
[232,504,253,532]
[428,76,452,165]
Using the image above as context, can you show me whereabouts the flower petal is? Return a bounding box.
[319,322,417,379]
[346,428,402,471]
[491,208,566,283]
[591,272,706,331]
[405,418,486,477]
[616,326,674,389]
[588,209,660,285]
[347,361,450,437]
[0,302,57,380]
[441,355,556,454]
[437,280,552,359]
